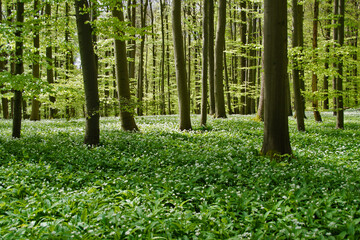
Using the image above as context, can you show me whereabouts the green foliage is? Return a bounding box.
[1,113,360,238]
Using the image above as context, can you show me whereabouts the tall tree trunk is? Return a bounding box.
[45,4,57,119]
[166,12,171,114]
[214,0,227,119]
[12,0,24,138]
[172,0,192,130]
[30,0,41,121]
[0,0,9,119]
[137,0,148,116]
[333,0,339,115]
[323,0,332,110]
[201,0,209,126]
[312,0,322,122]
[208,0,215,115]
[248,3,258,114]
[336,0,344,129]
[159,0,166,115]
[113,4,139,131]
[240,0,247,114]
[292,0,305,131]
[150,2,157,114]
[261,0,292,157]
[75,0,100,146]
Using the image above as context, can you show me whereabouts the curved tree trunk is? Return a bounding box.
[75,0,100,146]
[261,0,292,157]
[113,4,139,131]
[214,0,227,118]
[172,0,192,130]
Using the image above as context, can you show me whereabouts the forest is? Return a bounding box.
[1,0,360,238]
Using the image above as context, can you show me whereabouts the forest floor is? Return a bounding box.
[0,111,360,239]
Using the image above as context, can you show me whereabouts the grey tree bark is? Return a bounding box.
[261,0,292,157]
[292,0,305,131]
[201,0,209,126]
[113,3,139,131]
[172,0,192,130]
[214,0,227,118]
[12,0,24,138]
[75,0,100,145]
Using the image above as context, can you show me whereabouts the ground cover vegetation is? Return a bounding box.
[1,112,360,239]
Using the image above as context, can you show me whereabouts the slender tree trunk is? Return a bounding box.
[336,0,344,129]
[127,0,136,82]
[208,0,215,115]
[312,0,322,122]
[160,0,166,115]
[166,13,171,114]
[248,3,258,114]
[75,0,100,146]
[261,0,292,157]
[333,0,339,115]
[0,0,9,119]
[201,0,209,126]
[150,2,157,114]
[45,4,57,119]
[113,4,139,131]
[137,0,148,116]
[30,0,41,121]
[256,57,265,121]
[323,0,332,110]
[224,52,232,115]
[12,0,24,138]
[292,0,305,131]
[240,0,247,114]
[214,0,227,118]
[172,0,192,130]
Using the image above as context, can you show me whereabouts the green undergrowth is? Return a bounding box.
[0,112,360,239]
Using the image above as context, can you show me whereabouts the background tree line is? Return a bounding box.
[0,0,358,149]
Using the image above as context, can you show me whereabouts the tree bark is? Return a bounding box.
[208,0,215,115]
[261,0,292,157]
[137,0,148,116]
[336,0,344,129]
[201,0,209,126]
[159,0,166,115]
[75,0,100,146]
[292,0,305,131]
[312,0,322,122]
[113,4,139,131]
[45,4,57,119]
[240,0,247,114]
[214,0,227,118]
[0,0,9,119]
[172,0,192,130]
[30,0,41,121]
[12,0,24,138]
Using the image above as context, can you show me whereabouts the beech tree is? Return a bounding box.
[172,0,191,130]
[214,0,227,119]
[113,1,139,131]
[292,0,305,131]
[75,0,100,145]
[261,0,292,157]
[201,0,209,126]
[12,0,25,138]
